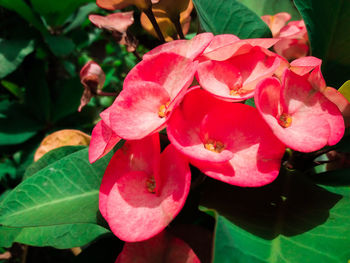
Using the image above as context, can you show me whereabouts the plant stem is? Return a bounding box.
[172,17,185,39]
[144,7,165,43]
[97,90,117,97]
[133,50,142,61]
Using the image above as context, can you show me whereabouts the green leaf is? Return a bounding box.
[0,102,42,146]
[63,3,98,34]
[45,35,75,57]
[30,0,94,27]
[237,0,301,20]
[24,146,86,180]
[1,80,24,100]
[192,0,271,38]
[200,172,350,263]
[0,148,112,227]
[0,0,47,33]
[0,39,34,78]
[294,0,350,87]
[0,223,109,249]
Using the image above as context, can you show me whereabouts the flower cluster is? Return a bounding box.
[262,12,309,60]
[88,32,346,245]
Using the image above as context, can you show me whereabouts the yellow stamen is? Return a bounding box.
[204,139,225,153]
[229,83,246,96]
[146,176,156,193]
[158,102,170,118]
[278,113,292,128]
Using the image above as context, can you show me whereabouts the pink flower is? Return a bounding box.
[262,12,309,61]
[99,134,191,242]
[115,230,200,263]
[88,120,121,163]
[197,50,280,102]
[255,69,344,152]
[167,87,285,187]
[100,51,198,140]
[143,32,214,60]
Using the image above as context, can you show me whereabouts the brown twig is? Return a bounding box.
[144,7,165,43]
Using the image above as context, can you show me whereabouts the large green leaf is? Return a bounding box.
[192,0,271,38]
[24,146,86,180]
[0,223,109,249]
[294,0,350,87]
[237,0,301,20]
[200,171,350,263]
[0,39,34,78]
[0,0,46,33]
[0,148,111,227]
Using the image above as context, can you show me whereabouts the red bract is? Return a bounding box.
[115,231,200,263]
[79,61,105,111]
[143,32,214,60]
[167,88,285,187]
[99,134,191,242]
[199,34,279,61]
[262,12,309,60]
[89,120,121,163]
[196,45,281,101]
[100,52,197,140]
[255,69,344,152]
[89,12,134,32]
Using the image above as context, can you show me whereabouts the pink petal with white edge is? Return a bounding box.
[124,52,197,99]
[307,68,345,145]
[88,120,121,163]
[106,144,191,242]
[261,12,291,37]
[101,82,170,140]
[197,46,280,101]
[256,71,344,152]
[99,135,160,219]
[115,231,200,263]
[201,36,278,62]
[274,38,309,61]
[256,76,329,152]
[143,32,214,60]
[89,11,134,32]
[167,88,234,163]
[196,60,244,102]
[290,56,322,76]
[191,103,285,187]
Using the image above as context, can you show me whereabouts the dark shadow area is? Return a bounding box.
[75,234,123,263]
[200,169,342,240]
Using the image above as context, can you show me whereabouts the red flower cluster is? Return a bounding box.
[88,33,346,245]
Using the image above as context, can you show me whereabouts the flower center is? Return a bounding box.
[158,102,170,118]
[278,113,292,128]
[204,139,225,153]
[229,83,246,96]
[145,176,156,193]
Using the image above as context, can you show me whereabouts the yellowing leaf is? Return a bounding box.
[34,129,91,161]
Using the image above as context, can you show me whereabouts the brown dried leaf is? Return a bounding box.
[34,129,91,162]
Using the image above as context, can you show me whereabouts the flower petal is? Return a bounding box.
[142,32,214,60]
[89,120,121,163]
[99,135,160,220]
[106,144,191,242]
[101,82,170,140]
[115,231,200,263]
